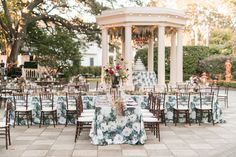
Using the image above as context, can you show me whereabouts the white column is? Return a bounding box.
[125,25,133,89]
[121,31,125,58]
[170,31,177,84]
[176,28,184,83]
[101,27,109,82]
[158,26,165,85]
[148,37,154,72]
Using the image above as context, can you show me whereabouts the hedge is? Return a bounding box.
[198,55,236,80]
[79,66,101,77]
[217,81,236,88]
[135,46,220,81]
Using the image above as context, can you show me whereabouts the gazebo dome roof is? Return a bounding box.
[96,7,187,28]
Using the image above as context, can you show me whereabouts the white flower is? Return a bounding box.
[129,114,137,122]
[113,134,124,144]
[134,107,141,115]
[120,118,127,127]
[102,108,112,117]
[108,121,117,131]
[97,129,104,140]
[122,127,132,137]
[100,123,108,132]
[97,115,103,122]
[106,139,113,145]
[132,122,141,132]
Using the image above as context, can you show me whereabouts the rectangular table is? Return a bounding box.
[3,94,224,125]
[89,105,147,145]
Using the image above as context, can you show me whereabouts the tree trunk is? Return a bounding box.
[9,39,22,64]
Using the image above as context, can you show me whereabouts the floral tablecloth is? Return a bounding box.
[5,95,96,125]
[130,94,224,123]
[89,106,147,145]
[4,94,224,125]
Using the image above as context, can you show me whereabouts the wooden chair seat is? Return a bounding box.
[41,107,57,112]
[195,105,212,110]
[78,116,93,122]
[0,122,8,128]
[142,112,154,117]
[143,117,161,123]
[15,107,32,112]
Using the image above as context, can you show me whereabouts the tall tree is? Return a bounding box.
[0,0,108,63]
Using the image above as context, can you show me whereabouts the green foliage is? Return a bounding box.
[217,81,236,88]
[135,46,220,81]
[26,23,81,79]
[198,55,236,80]
[79,66,101,77]
[24,61,38,69]
[209,28,236,55]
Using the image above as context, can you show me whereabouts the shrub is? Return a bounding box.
[135,46,220,81]
[198,55,236,80]
[79,66,101,77]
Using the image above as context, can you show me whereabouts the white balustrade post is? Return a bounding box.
[158,26,165,85]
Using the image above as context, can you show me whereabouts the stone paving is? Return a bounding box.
[1,91,236,157]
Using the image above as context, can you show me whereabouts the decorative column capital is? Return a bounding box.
[177,27,184,33]
[124,24,132,28]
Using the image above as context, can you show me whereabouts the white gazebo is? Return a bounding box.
[96,7,187,89]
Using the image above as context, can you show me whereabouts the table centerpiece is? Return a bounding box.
[104,55,128,88]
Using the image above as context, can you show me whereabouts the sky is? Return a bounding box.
[51,0,232,23]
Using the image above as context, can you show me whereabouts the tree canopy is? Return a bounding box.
[0,0,108,63]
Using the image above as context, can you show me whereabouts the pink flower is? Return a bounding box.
[108,68,114,75]
[116,65,121,70]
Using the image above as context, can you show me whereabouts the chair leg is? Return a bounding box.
[199,111,203,126]
[55,111,58,125]
[14,111,17,128]
[188,111,191,126]
[65,111,68,127]
[5,127,8,150]
[26,111,29,128]
[208,110,210,123]
[175,111,178,126]
[8,126,11,145]
[39,112,43,128]
[162,111,166,126]
[74,121,79,142]
[17,112,19,125]
[79,122,83,136]
[212,110,215,126]
[43,112,45,125]
[30,111,33,126]
[157,123,160,142]
[52,111,56,128]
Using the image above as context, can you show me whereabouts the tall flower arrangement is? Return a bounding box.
[104,55,128,84]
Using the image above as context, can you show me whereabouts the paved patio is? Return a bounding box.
[1,91,236,157]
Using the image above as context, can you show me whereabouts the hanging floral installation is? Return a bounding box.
[107,26,158,48]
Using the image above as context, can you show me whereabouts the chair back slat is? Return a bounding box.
[66,93,79,110]
[176,92,190,109]
[13,93,29,110]
[76,95,83,116]
[200,92,214,108]
[39,93,54,110]
[5,100,13,125]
